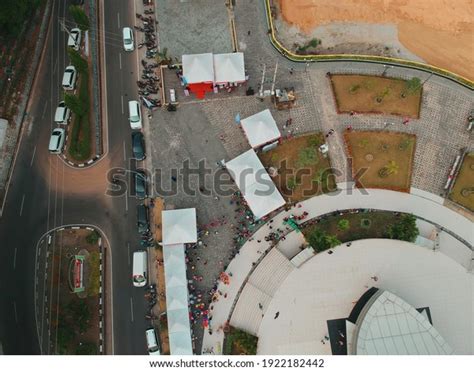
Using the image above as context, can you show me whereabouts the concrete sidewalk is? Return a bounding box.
[201,187,473,354]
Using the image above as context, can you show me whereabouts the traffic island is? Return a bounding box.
[43,227,105,354]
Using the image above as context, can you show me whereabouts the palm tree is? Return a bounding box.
[379,160,399,178]
[325,234,341,248]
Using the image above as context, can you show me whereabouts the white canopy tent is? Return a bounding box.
[213,52,245,84]
[162,208,197,245]
[163,243,193,355]
[182,53,214,84]
[226,149,285,219]
[240,109,281,148]
[162,208,197,355]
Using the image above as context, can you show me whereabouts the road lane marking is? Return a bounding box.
[13,248,17,269]
[41,102,48,119]
[13,302,18,323]
[123,140,127,161]
[19,194,25,216]
[121,95,124,114]
[119,52,122,70]
[117,12,120,29]
[124,192,129,212]
[30,145,37,167]
[130,298,134,322]
[127,242,131,266]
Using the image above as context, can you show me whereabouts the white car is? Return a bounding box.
[145,328,160,355]
[128,100,142,130]
[48,128,66,154]
[169,89,176,103]
[67,28,82,51]
[62,65,77,91]
[54,101,71,125]
[122,27,134,52]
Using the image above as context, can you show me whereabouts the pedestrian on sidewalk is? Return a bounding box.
[274,311,280,319]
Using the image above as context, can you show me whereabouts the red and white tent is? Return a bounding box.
[182,53,214,99]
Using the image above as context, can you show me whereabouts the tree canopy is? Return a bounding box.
[0,0,42,37]
[386,214,419,242]
[69,5,90,31]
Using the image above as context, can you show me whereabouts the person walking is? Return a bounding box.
[274,311,280,319]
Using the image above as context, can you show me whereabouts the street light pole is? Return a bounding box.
[382,64,392,77]
[421,71,434,86]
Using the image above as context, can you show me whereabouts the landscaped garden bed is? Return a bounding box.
[48,229,102,354]
[329,74,422,118]
[302,210,419,252]
[259,134,336,202]
[344,131,416,192]
[223,326,258,355]
[449,152,474,212]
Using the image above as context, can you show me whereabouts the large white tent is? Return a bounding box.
[226,149,285,219]
[213,52,245,84]
[162,208,197,245]
[163,244,193,355]
[240,109,281,148]
[162,208,197,355]
[182,53,214,84]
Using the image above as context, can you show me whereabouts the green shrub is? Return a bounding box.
[307,229,340,252]
[360,218,372,229]
[86,230,100,245]
[337,219,350,231]
[386,214,419,242]
[297,147,318,167]
[87,251,100,297]
[224,328,258,355]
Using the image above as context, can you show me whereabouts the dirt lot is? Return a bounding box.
[330,74,422,118]
[344,131,416,192]
[277,0,474,80]
[449,153,474,212]
[259,134,336,202]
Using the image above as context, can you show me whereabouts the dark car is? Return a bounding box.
[134,170,148,199]
[137,204,150,234]
[131,132,146,161]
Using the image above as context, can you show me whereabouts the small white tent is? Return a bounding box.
[162,208,197,245]
[213,52,245,84]
[182,53,214,84]
[226,149,285,219]
[240,109,281,148]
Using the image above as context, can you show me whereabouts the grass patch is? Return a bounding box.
[449,153,474,212]
[68,71,91,161]
[87,251,100,297]
[345,131,416,192]
[259,134,336,201]
[223,327,258,355]
[330,74,422,117]
[302,211,418,244]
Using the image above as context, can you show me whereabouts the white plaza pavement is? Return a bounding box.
[201,188,473,354]
[257,239,473,355]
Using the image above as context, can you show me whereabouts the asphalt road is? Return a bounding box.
[0,0,149,355]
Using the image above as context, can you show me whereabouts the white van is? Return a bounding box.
[145,328,161,355]
[67,28,82,51]
[132,250,147,287]
[48,128,66,154]
[128,100,142,130]
[122,27,134,52]
[62,66,77,91]
[54,101,71,125]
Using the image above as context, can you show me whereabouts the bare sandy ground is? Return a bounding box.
[277,0,474,80]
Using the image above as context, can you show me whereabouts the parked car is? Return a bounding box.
[169,88,176,103]
[134,170,148,199]
[131,132,146,160]
[54,101,71,125]
[145,328,161,355]
[48,128,65,154]
[122,27,135,52]
[128,100,142,130]
[62,65,77,91]
[136,204,150,234]
[67,28,82,51]
[132,251,147,287]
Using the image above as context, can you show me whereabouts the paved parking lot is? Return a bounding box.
[155,0,233,58]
